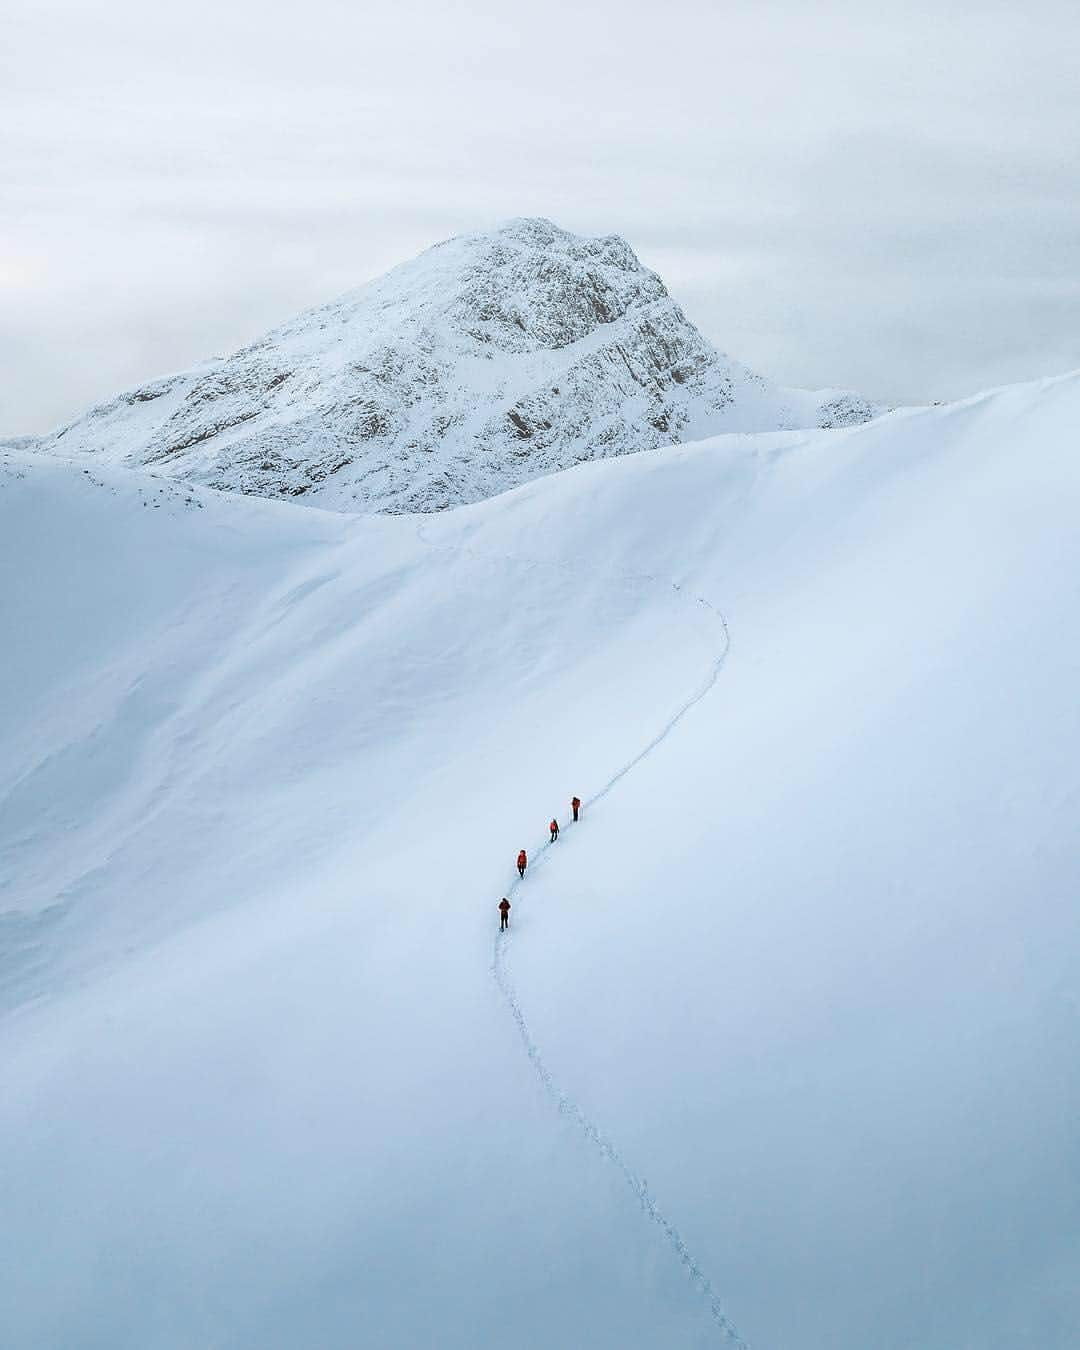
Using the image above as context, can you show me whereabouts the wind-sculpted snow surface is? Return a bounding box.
[3,370,1080,1349]
[23,218,878,513]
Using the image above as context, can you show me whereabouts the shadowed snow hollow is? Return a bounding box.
[1,370,1078,1349]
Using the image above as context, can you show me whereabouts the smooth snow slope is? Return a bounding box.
[22,218,878,513]
[2,371,1080,1348]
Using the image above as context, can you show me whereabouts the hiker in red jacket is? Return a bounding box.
[517,849,527,878]
[498,897,510,930]
[549,818,559,842]
[571,796,581,822]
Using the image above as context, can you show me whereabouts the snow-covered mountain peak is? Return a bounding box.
[253,215,667,359]
[24,219,881,512]
[394,215,665,353]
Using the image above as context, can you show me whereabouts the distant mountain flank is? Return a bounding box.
[21,218,881,512]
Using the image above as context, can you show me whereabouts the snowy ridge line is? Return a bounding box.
[416,520,746,1347]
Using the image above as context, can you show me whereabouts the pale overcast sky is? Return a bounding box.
[4,0,1079,432]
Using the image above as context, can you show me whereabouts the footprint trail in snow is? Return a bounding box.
[492,581,749,1348]
[415,518,748,1345]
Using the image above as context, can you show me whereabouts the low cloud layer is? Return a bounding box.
[4,0,1079,432]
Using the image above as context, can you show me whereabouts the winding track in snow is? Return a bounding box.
[417,521,748,1348]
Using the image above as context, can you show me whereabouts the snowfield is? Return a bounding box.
[2,370,1079,1348]
[14,218,879,514]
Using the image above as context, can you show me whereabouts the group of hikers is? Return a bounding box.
[499,797,581,930]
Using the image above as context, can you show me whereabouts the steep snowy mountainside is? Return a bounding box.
[27,218,879,512]
[3,369,1078,1349]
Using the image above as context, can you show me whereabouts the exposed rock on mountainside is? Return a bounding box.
[28,218,880,512]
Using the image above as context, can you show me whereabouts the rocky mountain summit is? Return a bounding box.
[27,218,880,512]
